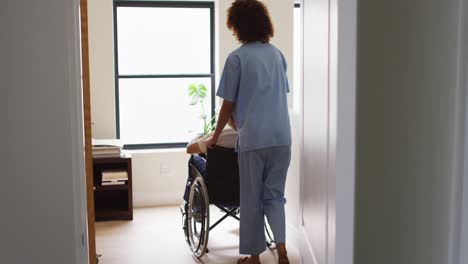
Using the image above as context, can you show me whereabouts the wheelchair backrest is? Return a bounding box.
[206,146,240,206]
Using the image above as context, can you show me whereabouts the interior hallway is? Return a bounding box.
[96,207,301,264]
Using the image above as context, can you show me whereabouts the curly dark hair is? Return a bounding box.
[226,0,274,44]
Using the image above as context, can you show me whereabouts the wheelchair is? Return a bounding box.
[180,146,276,258]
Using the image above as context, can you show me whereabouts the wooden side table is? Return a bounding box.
[93,157,133,221]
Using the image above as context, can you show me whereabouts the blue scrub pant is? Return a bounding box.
[238,145,291,255]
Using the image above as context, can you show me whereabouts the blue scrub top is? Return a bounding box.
[217,42,291,152]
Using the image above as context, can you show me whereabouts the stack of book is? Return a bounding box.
[101,170,128,185]
[92,145,122,158]
[92,139,123,158]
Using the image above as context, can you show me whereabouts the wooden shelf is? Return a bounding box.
[93,157,131,164]
[95,210,133,221]
[93,156,133,221]
[94,185,129,191]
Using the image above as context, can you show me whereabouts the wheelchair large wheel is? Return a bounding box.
[187,173,210,258]
[264,218,276,250]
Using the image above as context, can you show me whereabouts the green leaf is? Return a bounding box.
[198,84,207,92]
[199,91,207,99]
[188,84,197,96]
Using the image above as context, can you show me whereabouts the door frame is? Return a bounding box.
[327,0,357,263]
[299,0,357,263]
[70,0,358,263]
[79,0,97,263]
[68,0,468,263]
[67,0,92,263]
[63,0,94,263]
[69,0,97,263]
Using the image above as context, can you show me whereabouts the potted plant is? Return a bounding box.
[188,83,215,135]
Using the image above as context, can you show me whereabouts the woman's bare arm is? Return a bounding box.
[186,141,203,154]
[205,100,234,148]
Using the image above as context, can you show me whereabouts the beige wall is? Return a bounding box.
[88,0,116,139]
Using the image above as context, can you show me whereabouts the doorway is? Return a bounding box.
[80,0,305,263]
[79,0,358,263]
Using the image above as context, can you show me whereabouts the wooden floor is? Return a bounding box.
[96,206,300,264]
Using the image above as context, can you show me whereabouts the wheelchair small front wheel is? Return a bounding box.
[187,174,210,258]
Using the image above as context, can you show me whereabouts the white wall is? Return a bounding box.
[121,149,189,207]
[301,0,332,262]
[355,0,466,263]
[0,0,87,263]
[218,0,295,107]
[130,149,191,207]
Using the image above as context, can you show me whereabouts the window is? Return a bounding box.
[113,1,215,149]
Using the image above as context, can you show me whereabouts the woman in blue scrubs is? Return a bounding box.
[206,1,291,263]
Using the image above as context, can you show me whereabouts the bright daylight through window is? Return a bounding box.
[114,2,214,148]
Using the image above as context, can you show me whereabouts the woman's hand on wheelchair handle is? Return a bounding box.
[205,135,218,149]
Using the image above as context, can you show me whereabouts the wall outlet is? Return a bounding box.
[160,164,170,177]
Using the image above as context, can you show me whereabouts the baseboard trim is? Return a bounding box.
[287,224,303,263]
[287,224,319,264]
[298,226,318,264]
